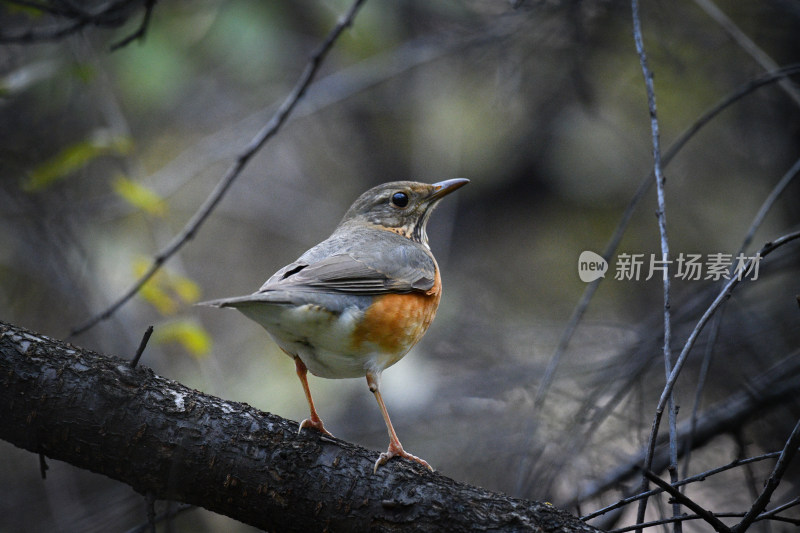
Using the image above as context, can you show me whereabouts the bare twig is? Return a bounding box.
[130,325,153,368]
[608,511,800,533]
[657,230,800,414]
[526,64,800,501]
[757,497,800,521]
[582,451,783,521]
[533,58,800,411]
[0,0,137,43]
[110,0,157,51]
[629,230,800,530]
[682,153,800,478]
[693,0,800,108]
[69,0,369,337]
[39,452,48,479]
[640,469,731,533]
[630,2,679,530]
[739,156,800,254]
[733,417,800,532]
[577,349,800,509]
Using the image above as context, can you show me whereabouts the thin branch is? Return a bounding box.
[578,231,800,524]
[630,1,677,530]
[582,451,783,521]
[732,433,769,533]
[533,58,800,411]
[758,497,800,520]
[110,0,157,51]
[130,325,153,368]
[608,511,800,533]
[733,417,800,532]
[609,515,705,533]
[682,153,800,479]
[693,0,800,108]
[69,0,369,337]
[741,156,800,254]
[633,230,800,529]
[577,350,800,508]
[39,452,48,479]
[640,469,731,533]
[0,18,87,43]
[657,230,800,414]
[0,0,136,43]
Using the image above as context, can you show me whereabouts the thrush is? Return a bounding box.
[201,178,468,472]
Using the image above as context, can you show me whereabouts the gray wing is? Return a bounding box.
[259,244,436,295]
[199,228,435,311]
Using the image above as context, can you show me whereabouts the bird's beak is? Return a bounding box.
[429,178,469,200]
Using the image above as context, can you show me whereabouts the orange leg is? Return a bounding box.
[294,357,333,437]
[366,371,433,473]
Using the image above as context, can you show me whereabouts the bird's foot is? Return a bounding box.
[373,441,433,473]
[298,417,334,438]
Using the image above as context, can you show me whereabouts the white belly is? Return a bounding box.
[236,302,401,378]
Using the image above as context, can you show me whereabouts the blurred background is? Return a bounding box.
[2,0,800,531]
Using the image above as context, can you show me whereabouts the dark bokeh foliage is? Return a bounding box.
[1,1,799,531]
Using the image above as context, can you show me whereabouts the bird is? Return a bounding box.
[200,178,468,472]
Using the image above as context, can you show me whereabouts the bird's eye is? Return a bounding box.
[391,191,409,208]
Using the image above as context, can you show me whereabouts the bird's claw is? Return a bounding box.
[298,418,334,438]
[373,444,433,473]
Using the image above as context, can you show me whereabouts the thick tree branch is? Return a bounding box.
[0,321,599,532]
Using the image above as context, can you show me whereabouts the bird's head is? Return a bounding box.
[338,179,469,246]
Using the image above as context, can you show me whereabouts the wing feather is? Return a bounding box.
[258,246,435,295]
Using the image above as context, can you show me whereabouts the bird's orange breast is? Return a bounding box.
[350,269,442,358]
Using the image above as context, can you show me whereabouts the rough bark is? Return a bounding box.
[0,321,600,532]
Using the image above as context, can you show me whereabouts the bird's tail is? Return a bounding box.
[196,295,255,308]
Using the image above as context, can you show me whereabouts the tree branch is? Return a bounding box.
[68,0,368,338]
[631,1,677,529]
[582,451,783,522]
[0,0,144,44]
[733,417,800,532]
[640,469,731,533]
[109,0,156,51]
[534,61,800,413]
[577,350,800,506]
[0,320,599,532]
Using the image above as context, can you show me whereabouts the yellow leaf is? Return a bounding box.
[23,131,133,192]
[134,258,174,314]
[133,258,202,314]
[173,276,201,304]
[153,320,212,358]
[113,175,167,217]
[140,283,178,314]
